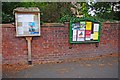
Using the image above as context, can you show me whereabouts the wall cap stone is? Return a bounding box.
[42,23,64,27]
[103,21,120,24]
[1,24,15,28]
[1,22,120,28]
[1,23,65,28]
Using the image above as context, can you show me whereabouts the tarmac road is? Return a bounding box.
[3,56,118,78]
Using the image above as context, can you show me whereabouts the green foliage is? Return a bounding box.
[92,2,120,21]
[2,2,19,23]
[2,2,72,23]
[39,2,72,23]
[59,15,102,23]
[59,15,72,23]
[2,2,120,23]
[78,2,90,17]
[2,12,14,23]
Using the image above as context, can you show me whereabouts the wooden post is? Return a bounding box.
[25,37,32,65]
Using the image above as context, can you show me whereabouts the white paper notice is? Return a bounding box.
[90,34,93,39]
[22,22,28,26]
[18,27,24,35]
[73,36,76,41]
[94,23,99,31]
[22,22,29,31]
[72,30,77,41]
[86,37,90,40]
[23,26,29,32]
[17,14,34,22]
[77,37,84,41]
[73,30,77,35]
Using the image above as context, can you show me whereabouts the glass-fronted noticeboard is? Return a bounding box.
[14,7,40,37]
[70,18,101,43]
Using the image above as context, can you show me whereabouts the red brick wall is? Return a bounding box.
[2,22,120,64]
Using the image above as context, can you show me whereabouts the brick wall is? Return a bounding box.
[2,22,120,64]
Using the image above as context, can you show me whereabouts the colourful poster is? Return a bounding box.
[80,21,86,30]
[86,22,92,30]
[77,30,85,38]
[85,34,91,40]
[86,30,91,34]
[93,32,98,40]
[94,23,99,31]
[72,23,80,30]
[86,34,91,37]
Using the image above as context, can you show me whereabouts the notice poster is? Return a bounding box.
[86,30,91,34]
[77,37,84,41]
[18,26,24,35]
[28,22,39,34]
[73,36,77,41]
[86,34,91,37]
[90,34,93,40]
[17,14,34,22]
[72,23,80,30]
[77,30,85,38]
[72,30,77,41]
[86,22,92,30]
[22,22,29,31]
[94,23,99,32]
[93,32,98,40]
[85,30,91,41]
[80,21,85,30]
[77,30,85,41]
[85,34,91,40]
[86,37,91,40]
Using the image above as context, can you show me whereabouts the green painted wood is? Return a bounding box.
[69,17,101,44]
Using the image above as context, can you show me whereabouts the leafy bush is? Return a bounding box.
[59,15,72,23]
[2,2,72,23]
[2,12,14,23]
[2,2,119,23]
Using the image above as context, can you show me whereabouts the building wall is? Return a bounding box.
[2,22,119,64]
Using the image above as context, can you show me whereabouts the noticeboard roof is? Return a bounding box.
[14,7,40,13]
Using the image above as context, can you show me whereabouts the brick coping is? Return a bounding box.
[1,22,120,28]
[1,23,65,28]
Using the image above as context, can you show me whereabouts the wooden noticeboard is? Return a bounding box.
[14,7,41,64]
[15,8,40,37]
[70,18,101,43]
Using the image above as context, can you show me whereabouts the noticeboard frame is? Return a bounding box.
[69,17,101,44]
[15,12,41,37]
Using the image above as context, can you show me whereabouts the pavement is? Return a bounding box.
[2,56,118,78]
